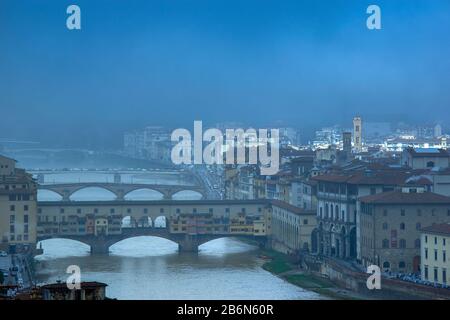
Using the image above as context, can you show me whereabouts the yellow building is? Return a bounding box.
[421,223,450,285]
[94,217,108,236]
[0,155,37,253]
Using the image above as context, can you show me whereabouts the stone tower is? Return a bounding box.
[353,117,362,153]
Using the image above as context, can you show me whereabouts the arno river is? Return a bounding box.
[33,170,324,300]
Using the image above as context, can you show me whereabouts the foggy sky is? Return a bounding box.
[1,0,450,148]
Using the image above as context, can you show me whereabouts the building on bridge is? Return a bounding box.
[0,155,38,254]
[36,200,273,253]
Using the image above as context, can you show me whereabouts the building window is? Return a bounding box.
[435,249,438,261]
[10,205,15,211]
[209,208,213,214]
[77,209,81,214]
[435,237,438,245]
[444,238,446,246]
[24,205,29,211]
[415,239,420,248]
[94,208,99,213]
[382,222,388,230]
[303,219,308,225]
[143,208,148,214]
[416,223,421,230]
[425,248,428,260]
[417,209,422,216]
[24,215,28,223]
[424,265,429,280]
[400,239,406,249]
[60,208,64,214]
[434,268,439,282]
[382,239,389,248]
[382,261,390,271]
[401,209,405,216]
[176,208,181,213]
[10,215,15,224]
[111,208,115,214]
[160,208,164,213]
[443,269,447,284]
[443,250,446,263]
[10,225,14,233]
[425,235,428,243]
[399,261,406,269]
[225,208,230,213]
[400,223,405,230]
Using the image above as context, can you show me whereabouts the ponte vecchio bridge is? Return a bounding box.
[36,200,270,254]
[38,182,207,201]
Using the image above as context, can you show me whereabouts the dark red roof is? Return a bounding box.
[421,223,450,236]
[312,170,410,185]
[270,200,316,215]
[359,191,450,205]
[41,281,107,290]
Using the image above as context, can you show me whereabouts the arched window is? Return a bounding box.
[325,204,329,218]
[330,205,333,218]
[382,222,388,230]
[383,261,390,270]
[382,239,389,248]
[399,239,406,248]
[319,207,323,217]
[415,239,421,248]
[399,261,406,269]
[335,205,339,220]
[400,222,405,230]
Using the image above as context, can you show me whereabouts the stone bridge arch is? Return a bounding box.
[38,183,207,201]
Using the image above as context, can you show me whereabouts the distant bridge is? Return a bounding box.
[38,183,207,200]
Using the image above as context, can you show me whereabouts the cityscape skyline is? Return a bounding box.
[1,0,450,147]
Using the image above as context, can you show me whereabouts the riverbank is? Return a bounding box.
[259,249,368,300]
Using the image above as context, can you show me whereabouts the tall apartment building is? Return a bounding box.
[359,188,450,273]
[0,155,38,253]
[421,223,450,285]
[311,164,414,260]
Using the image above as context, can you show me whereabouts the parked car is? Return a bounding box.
[0,251,7,257]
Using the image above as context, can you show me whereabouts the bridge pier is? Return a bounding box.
[177,235,199,253]
[89,239,111,254]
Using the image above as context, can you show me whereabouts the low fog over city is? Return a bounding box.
[1,0,450,306]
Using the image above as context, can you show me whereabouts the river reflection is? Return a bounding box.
[35,237,324,300]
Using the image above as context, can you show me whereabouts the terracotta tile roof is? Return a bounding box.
[270,200,316,215]
[312,170,411,186]
[421,223,450,236]
[359,191,450,205]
